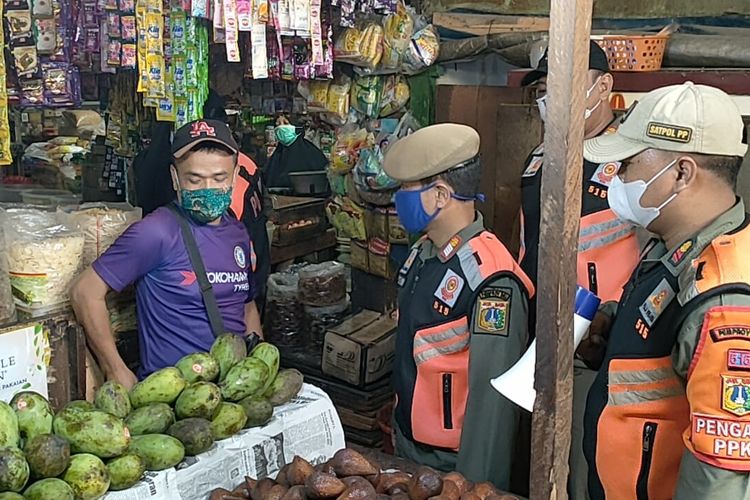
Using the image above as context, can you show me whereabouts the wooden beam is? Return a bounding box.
[432,13,549,36]
[530,0,593,498]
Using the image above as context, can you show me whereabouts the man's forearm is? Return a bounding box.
[245,300,263,339]
[72,295,127,376]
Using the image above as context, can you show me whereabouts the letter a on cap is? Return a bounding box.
[190,121,216,138]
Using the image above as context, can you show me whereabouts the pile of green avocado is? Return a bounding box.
[0,336,304,499]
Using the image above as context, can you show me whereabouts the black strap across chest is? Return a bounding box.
[167,204,226,338]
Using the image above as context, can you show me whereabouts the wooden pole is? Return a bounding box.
[529,0,593,498]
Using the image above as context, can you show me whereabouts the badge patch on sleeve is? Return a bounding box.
[722,375,750,416]
[473,287,512,335]
[590,162,620,187]
[638,278,675,327]
[434,269,465,308]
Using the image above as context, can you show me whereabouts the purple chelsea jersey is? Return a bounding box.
[93,205,256,378]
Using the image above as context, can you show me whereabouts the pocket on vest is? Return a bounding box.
[412,316,470,450]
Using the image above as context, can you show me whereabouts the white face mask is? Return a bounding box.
[536,76,601,123]
[607,159,678,229]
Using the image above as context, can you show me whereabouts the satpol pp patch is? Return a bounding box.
[590,161,620,187]
[638,278,675,327]
[434,269,465,308]
[722,375,750,416]
[646,122,693,144]
[473,287,511,335]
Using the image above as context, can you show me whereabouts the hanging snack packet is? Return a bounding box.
[121,43,137,67]
[120,15,136,40]
[191,0,207,18]
[172,55,186,96]
[403,24,439,74]
[351,74,382,118]
[107,11,121,37]
[106,38,122,65]
[170,9,186,53]
[237,0,250,30]
[6,4,33,38]
[382,1,413,70]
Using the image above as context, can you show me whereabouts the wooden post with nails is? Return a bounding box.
[529,0,594,498]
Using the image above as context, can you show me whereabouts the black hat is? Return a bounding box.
[171,119,239,159]
[522,40,610,86]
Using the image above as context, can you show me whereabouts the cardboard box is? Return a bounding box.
[351,268,398,313]
[323,310,397,386]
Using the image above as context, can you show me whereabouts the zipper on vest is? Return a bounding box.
[587,262,598,296]
[442,374,453,429]
[636,421,657,500]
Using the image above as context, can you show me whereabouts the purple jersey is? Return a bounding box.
[93,205,256,378]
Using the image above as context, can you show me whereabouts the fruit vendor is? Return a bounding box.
[71,119,263,389]
[383,123,533,489]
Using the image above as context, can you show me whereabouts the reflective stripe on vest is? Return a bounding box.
[395,230,533,452]
[578,209,640,303]
[596,356,689,500]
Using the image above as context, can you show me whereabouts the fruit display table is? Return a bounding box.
[103,384,345,500]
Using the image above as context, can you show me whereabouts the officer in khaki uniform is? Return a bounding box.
[582,82,750,499]
[384,124,533,490]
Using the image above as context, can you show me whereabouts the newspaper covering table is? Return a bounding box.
[105,383,345,500]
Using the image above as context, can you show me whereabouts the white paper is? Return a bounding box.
[104,384,345,500]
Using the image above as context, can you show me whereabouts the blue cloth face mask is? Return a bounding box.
[395,183,440,234]
[395,183,486,234]
[179,185,233,224]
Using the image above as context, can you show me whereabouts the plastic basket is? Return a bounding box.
[594,34,669,72]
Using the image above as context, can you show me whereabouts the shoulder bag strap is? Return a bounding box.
[167,204,226,337]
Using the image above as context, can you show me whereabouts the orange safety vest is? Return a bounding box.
[683,227,750,471]
[394,229,534,450]
[587,222,750,500]
[230,153,259,220]
[520,140,640,305]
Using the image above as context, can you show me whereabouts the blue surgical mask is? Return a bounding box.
[395,183,440,234]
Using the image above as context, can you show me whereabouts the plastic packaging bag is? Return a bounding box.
[306,295,351,346]
[0,210,17,323]
[379,75,410,116]
[59,203,142,268]
[326,75,352,121]
[330,126,372,175]
[266,271,306,346]
[5,208,84,313]
[334,21,384,69]
[326,196,367,241]
[403,24,439,74]
[298,261,347,307]
[382,2,413,70]
[351,75,383,118]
